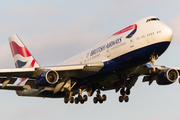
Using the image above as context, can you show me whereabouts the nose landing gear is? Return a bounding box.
[150,54,159,73]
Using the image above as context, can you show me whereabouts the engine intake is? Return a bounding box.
[156,69,179,85]
[36,70,59,86]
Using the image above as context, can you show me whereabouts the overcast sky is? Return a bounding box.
[0,0,180,120]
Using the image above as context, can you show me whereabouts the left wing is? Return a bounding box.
[132,63,180,85]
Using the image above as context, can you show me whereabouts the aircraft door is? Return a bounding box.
[130,39,134,47]
[106,49,110,58]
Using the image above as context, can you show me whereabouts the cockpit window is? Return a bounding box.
[146,18,160,22]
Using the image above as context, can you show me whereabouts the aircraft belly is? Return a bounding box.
[112,41,170,70]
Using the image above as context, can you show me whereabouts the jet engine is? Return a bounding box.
[156,69,179,85]
[36,70,59,86]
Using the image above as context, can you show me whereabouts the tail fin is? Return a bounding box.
[8,34,40,68]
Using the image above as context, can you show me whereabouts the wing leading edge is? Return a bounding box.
[0,62,104,90]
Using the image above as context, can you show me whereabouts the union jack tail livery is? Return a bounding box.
[8,34,40,68]
[8,34,40,86]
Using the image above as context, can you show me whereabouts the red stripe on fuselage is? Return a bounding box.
[113,24,137,36]
[9,41,31,57]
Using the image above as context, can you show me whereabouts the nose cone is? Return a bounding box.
[163,26,173,42]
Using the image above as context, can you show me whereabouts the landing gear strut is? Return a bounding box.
[118,77,131,103]
[150,54,158,73]
[64,96,69,104]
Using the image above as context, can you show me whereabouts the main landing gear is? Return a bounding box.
[93,89,106,104]
[75,95,88,104]
[64,95,88,104]
[64,90,88,104]
[119,88,130,102]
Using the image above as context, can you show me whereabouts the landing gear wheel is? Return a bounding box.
[93,97,98,104]
[80,100,84,104]
[99,100,103,104]
[119,96,123,102]
[83,95,88,101]
[70,97,74,103]
[97,95,101,100]
[64,97,69,104]
[126,89,130,95]
[120,89,125,96]
[78,95,82,100]
[125,96,129,102]
[102,94,107,101]
[75,97,79,104]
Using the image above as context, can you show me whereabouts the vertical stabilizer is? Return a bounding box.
[8,34,40,68]
[9,34,40,86]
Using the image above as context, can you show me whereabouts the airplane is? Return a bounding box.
[0,16,177,104]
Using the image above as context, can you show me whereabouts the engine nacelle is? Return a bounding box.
[36,70,59,86]
[156,69,179,85]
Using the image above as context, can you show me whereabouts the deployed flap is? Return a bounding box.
[143,75,159,85]
[54,77,69,94]
[0,77,17,84]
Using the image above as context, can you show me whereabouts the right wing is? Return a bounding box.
[0,62,104,78]
[0,62,104,90]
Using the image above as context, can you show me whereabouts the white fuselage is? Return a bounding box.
[59,16,172,66]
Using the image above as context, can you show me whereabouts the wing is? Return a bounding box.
[0,62,104,90]
[98,63,180,99]
[131,63,180,85]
